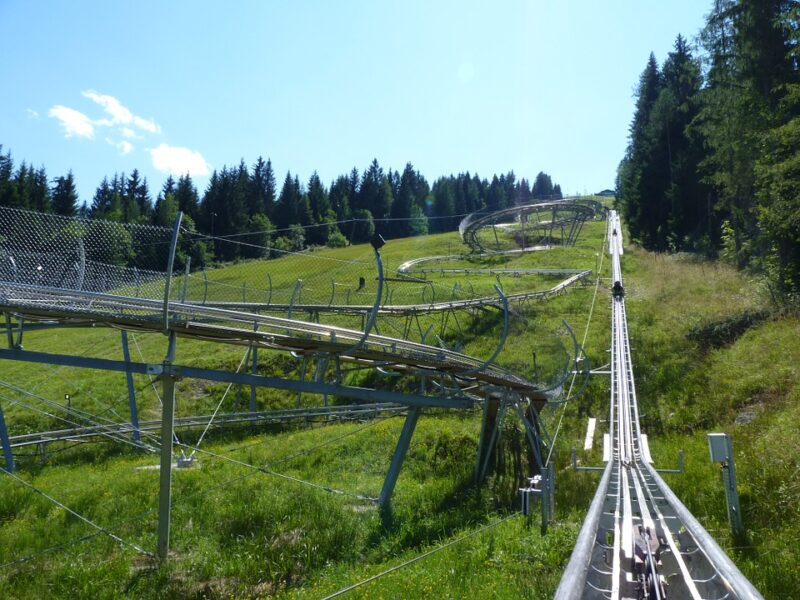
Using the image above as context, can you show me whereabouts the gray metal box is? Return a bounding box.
[708,433,731,463]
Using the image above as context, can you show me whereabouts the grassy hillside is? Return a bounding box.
[1,213,797,598]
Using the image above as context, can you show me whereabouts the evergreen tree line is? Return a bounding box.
[0,146,562,266]
[617,0,800,300]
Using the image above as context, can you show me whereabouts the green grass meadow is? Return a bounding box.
[1,210,798,598]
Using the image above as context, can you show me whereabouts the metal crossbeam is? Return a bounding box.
[0,348,473,410]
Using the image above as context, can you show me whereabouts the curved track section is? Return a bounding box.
[458,198,602,254]
[0,204,590,484]
[0,285,548,402]
[555,211,761,600]
[186,267,591,316]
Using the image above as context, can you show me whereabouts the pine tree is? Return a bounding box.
[329,175,351,221]
[531,171,554,200]
[389,163,417,238]
[463,174,483,213]
[121,169,142,223]
[13,162,32,209]
[348,168,360,205]
[247,156,276,218]
[753,2,800,297]
[0,146,18,208]
[617,53,664,247]
[175,174,199,220]
[91,177,113,218]
[358,159,384,215]
[431,178,456,233]
[274,172,300,231]
[304,172,330,245]
[161,175,176,200]
[518,178,531,204]
[52,171,79,216]
[29,167,51,212]
[486,175,507,210]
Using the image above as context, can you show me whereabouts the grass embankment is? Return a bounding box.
[0,219,606,598]
[571,246,800,598]
[1,211,797,598]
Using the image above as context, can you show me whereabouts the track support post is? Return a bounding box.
[157,332,178,560]
[0,397,14,472]
[708,433,744,537]
[475,397,502,483]
[379,406,420,512]
[120,330,141,444]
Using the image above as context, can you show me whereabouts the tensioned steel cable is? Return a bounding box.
[182,212,474,242]
[0,392,158,454]
[0,385,158,453]
[14,328,130,422]
[0,415,402,571]
[190,347,250,455]
[171,437,377,502]
[544,228,607,467]
[129,331,182,448]
[0,415,403,571]
[0,466,153,558]
[222,409,405,461]
[321,511,520,599]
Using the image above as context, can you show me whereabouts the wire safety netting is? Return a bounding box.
[178,229,381,311]
[0,207,587,397]
[0,206,173,319]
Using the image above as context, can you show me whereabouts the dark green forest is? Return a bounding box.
[0,146,563,264]
[617,0,800,302]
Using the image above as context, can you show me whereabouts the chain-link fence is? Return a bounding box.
[0,206,173,319]
[0,207,584,399]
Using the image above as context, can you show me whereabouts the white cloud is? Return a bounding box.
[48,105,95,138]
[106,138,134,155]
[82,90,161,134]
[26,108,39,119]
[133,115,160,133]
[150,143,210,176]
[120,127,140,139]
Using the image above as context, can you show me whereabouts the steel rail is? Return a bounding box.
[7,403,408,449]
[177,270,591,315]
[555,211,761,600]
[0,285,553,401]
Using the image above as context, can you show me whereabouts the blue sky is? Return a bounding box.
[1,1,710,204]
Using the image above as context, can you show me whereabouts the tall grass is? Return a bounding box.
[2,217,796,597]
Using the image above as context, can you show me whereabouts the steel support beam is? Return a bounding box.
[0,397,14,472]
[475,398,501,483]
[157,332,177,560]
[0,348,472,410]
[249,328,258,414]
[379,406,420,509]
[120,330,141,444]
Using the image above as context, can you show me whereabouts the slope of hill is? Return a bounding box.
[1,220,796,598]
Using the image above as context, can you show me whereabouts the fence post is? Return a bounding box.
[708,433,744,537]
[342,235,384,356]
[162,212,184,332]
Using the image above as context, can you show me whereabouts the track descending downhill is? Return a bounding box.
[555,212,762,600]
[0,202,605,467]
